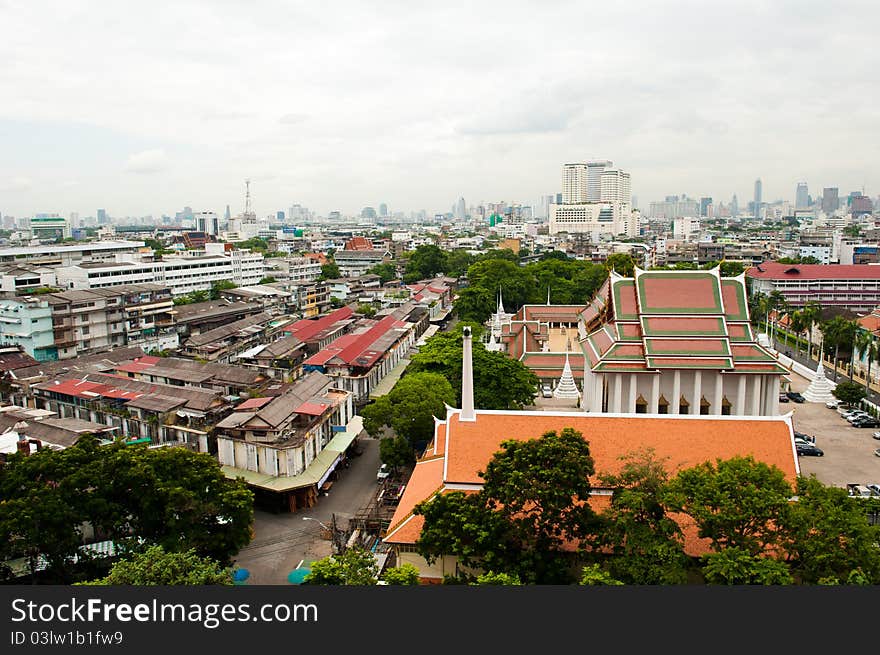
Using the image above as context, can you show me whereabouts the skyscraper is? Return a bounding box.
[821,187,839,214]
[97,208,107,224]
[699,197,713,217]
[586,160,612,201]
[731,195,739,217]
[379,203,388,217]
[795,182,809,210]
[561,163,588,203]
[753,179,762,218]
[455,197,466,219]
[224,205,231,221]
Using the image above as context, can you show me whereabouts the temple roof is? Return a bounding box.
[581,267,786,374]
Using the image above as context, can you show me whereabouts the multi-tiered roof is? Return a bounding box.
[580,267,787,375]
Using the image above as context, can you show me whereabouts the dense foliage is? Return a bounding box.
[0,437,254,583]
[80,545,232,586]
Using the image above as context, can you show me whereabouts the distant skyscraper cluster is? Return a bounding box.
[550,160,636,237]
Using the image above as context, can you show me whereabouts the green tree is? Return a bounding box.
[445,249,476,278]
[378,435,417,470]
[409,331,538,409]
[594,449,689,584]
[361,372,456,448]
[356,303,377,317]
[320,262,340,280]
[664,456,792,556]
[604,253,635,277]
[701,547,793,585]
[81,545,231,585]
[854,330,880,393]
[382,563,421,585]
[783,477,880,584]
[367,262,398,285]
[303,546,378,585]
[464,259,532,312]
[843,224,861,238]
[472,571,522,585]
[579,564,624,586]
[404,244,447,283]
[416,428,598,584]
[258,276,277,284]
[821,316,857,381]
[718,261,745,277]
[210,280,237,300]
[801,301,822,361]
[453,286,495,324]
[832,381,866,406]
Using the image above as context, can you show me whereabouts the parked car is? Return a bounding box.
[786,392,805,403]
[847,484,873,497]
[875,448,880,458]
[826,400,839,409]
[376,463,390,482]
[852,417,880,428]
[867,484,880,497]
[540,384,553,398]
[779,394,790,403]
[794,431,815,443]
[872,431,880,441]
[845,411,870,423]
[796,443,824,457]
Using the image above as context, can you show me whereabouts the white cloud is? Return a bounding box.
[2,176,32,191]
[123,149,168,174]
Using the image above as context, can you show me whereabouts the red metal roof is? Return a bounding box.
[747,263,880,280]
[295,401,330,416]
[237,397,273,410]
[115,355,161,374]
[284,306,354,341]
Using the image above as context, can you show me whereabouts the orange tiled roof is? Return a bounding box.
[385,410,794,557]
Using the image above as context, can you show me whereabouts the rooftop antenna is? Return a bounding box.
[244,179,252,215]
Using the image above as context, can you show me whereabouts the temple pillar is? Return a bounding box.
[692,370,702,416]
[751,375,763,415]
[736,375,747,415]
[628,374,638,413]
[650,374,660,413]
[671,370,681,415]
[712,372,723,415]
[612,374,623,413]
[768,376,780,415]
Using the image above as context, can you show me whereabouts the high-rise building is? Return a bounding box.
[753,179,762,218]
[731,194,739,217]
[795,182,809,210]
[455,197,466,219]
[276,211,285,221]
[379,203,388,217]
[561,163,588,203]
[700,197,713,217]
[194,211,219,236]
[586,160,612,201]
[97,208,107,224]
[224,205,231,221]
[821,187,839,214]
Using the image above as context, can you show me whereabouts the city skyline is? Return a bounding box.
[1,2,877,218]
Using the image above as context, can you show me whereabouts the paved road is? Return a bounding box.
[233,435,382,584]
[781,365,880,489]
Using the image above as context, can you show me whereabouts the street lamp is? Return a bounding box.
[302,517,330,531]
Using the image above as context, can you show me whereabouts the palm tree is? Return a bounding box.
[822,316,857,382]
[801,301,822,361]
[854,329,880,393]
[789,311,806,356]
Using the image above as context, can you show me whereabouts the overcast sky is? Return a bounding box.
[1,0,878,219]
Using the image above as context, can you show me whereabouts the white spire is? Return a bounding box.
[547,286,551,305]
[461,326,476,421]
[802,359,836,404]
[497,288,506,315]
[553,346,581,400]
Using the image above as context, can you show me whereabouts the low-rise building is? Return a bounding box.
[747,262,880,312]
[0,297,55,360]
[215,372,358,512]
[181,311,275,363]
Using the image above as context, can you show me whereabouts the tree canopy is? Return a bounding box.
[367,262,398,285]
[0,437,254,583]
[409,329,538,409]
[416,428,597,584]
[80,545,231,586]
[833,381,867,405]
[303,546,378,585]
[360,371,456,449]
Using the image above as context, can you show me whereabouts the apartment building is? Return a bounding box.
[0,241,146,267]
[0,296,55,360]
[747,262,880,312]
[264,256,323,284]
[45,285,176,360]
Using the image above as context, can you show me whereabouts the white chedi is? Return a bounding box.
[802,360,837,404]
[553,350,581,400]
